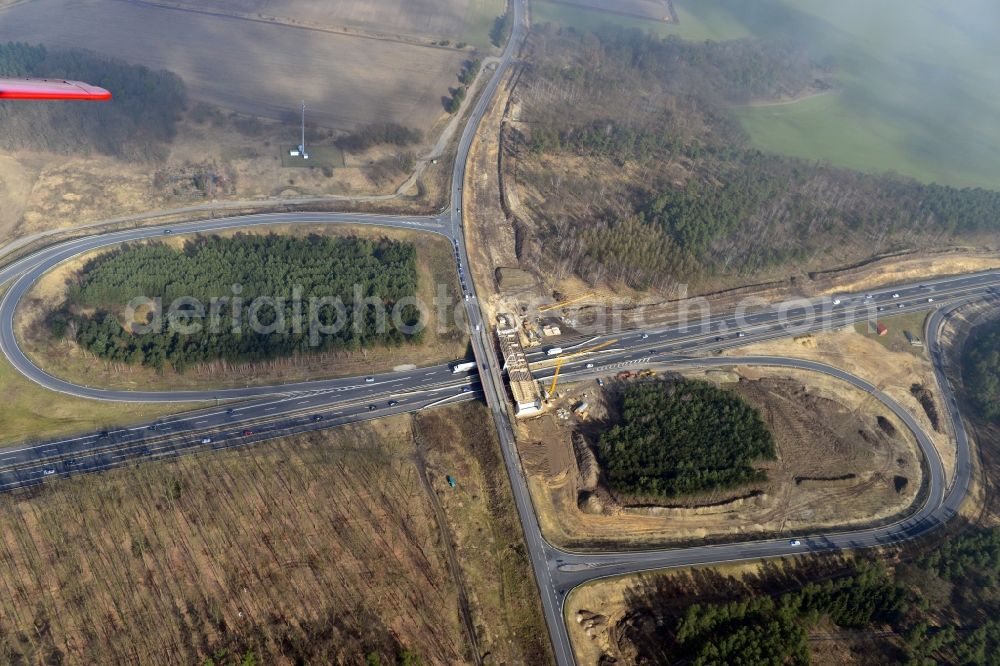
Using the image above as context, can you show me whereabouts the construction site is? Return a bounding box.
[492,292,616,418]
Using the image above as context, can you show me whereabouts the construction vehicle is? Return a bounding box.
[638,369,657,378]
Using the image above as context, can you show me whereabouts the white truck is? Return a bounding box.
[451,361,477,374]
[546,347,563,357]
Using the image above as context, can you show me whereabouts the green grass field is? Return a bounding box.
[533,0,750,41]
[853,310,929,357]
[463,0,507,48]
[532,0,1000,188]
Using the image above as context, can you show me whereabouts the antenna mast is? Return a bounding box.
[300,100,309,160]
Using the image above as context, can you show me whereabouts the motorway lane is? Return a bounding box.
[0,377,481,491]
[0,212,466,401]
[525,270,1000,366]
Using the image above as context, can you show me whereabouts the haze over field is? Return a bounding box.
[535,0,1000,188]
[0,0,471,130]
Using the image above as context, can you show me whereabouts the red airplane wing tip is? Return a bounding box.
[0,78,112,101]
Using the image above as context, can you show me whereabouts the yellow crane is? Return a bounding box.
[538,292,594,313]
[547,338,618,396]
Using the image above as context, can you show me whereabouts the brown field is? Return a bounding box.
[0,0,465,130]
[141,0,506,46]
[546,0,673,21]
[519,365,923,549]
[15,223,469,391]
[0,107,454,244]
[0,403,547,665]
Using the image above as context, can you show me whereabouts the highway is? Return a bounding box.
[0,0,993,662]
[0,377,480,491]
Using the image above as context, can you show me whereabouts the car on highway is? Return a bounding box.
[898,303,905,308]
[585,362,594,368]
[200,437,212,444]
[832,298,841,305]
[877,306,885,311]
[927,297,935,302]
[365,376,375,383]
[162,229,172,234]
[368,404,377,411]
[242,430,253,437]
[892,293,900,298]
[789,539,802,546]
[388,400,399,407]
[736,332,746,338]
[461,386,471,393]
[715,336,724,342]
[640,333,649,340]
[312,414,324,422]
[42,468,56,476]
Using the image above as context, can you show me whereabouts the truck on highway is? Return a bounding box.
[451,361,477,374]
[546,347,563,356]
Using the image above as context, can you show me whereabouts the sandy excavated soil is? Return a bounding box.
[461,58,519,326]
[725,328,955,481]
[0,0,466,130]
[519,361,923,549]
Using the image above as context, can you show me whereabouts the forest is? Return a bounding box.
[618,525,1000,664]
[511,27,1000,290]
[0,42,186,161]
[962,318,1000,422]
[54,234,421,372]
[595,379,775,501]
[673,562,905,665]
